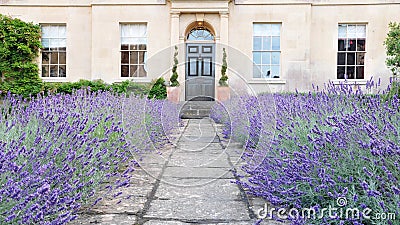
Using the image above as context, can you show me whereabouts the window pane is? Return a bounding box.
[58,38,66,48]
[271,24,281,36]
[271,65,280,78]
[357,39,366,51]
[139,44,147,50]
[253,37,262,50]
[346,66,355,79]
[138,65,147,77]
[349,39,356,51]
[42,66,49,77]
[347,53,355,65]
[59,65,66,77]
[262,65,271,78]
[50,52,58,64]
[49,26,58,38]
[356,53,365,65]
[262,52,271,64]
[338,53,346,65]
[42,52,49,64]
[50,39,59,48]
[337,66,345,79]
[189,58,197,76]
[121,52,129,64]
[41,26,51,38]
[130,44,138,50]
[59,26,66,38]
[121,65,129,77]
[42,38,50,49]
[50,65,58,77]
[203,58,211,76]
[338,25,347,38]
[253,52,261,65]
[356,25,366,38]
[130,51,138,64]
[356,66,364,79]
[348,25,357,38]
[139,51,146,64]
[121,44,129,50]
[271,52,280,65]
[272,37,280,50]
[130,65,138,77]
[338,40,346,51]
[189,46,198,53]
[253,65,262,78]
[262,36,271,51]
[59,52,66,64]
[253,24,267,36]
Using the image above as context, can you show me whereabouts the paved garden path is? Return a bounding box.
[71,119,275,225]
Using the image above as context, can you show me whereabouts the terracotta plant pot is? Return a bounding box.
[167,86,180,103]
[217,86,230,102]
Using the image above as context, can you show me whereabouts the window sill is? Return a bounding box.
[248,79,287,84]
[42,77,69,82]
[115,77,153,83]
[330,79,368,85]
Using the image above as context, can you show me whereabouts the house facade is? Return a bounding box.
[1,0,399,100]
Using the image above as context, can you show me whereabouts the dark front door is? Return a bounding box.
[185,43,215,101]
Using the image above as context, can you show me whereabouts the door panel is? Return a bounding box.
[188,57,198,76]
[185,43,215,101]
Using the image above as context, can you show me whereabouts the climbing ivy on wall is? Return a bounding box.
[0,14,43,97]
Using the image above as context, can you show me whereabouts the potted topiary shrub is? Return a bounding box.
[167,46,180,103]
[217,48,230,101]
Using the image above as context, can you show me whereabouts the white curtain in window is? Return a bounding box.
[41,25,66,48]
[41,25,66,38]
[356,25,366,38]
[338,25,347,38]
[121,24,147,44]
[347,25,357,38]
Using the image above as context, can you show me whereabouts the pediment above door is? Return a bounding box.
[170,0,230,13]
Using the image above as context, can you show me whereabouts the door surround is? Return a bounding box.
[184,21,216,101]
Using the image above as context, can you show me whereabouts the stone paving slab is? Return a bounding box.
[144,199,250,221]
[143,220,255,225]
[70,118,285,225]
[162,167,234,179]
[73,214,137,225]
[155,179,240,200]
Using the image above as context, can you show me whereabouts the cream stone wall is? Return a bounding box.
[90,4,170,83]
[310,4,399,91]
[1,0,399,94]
[0,6,92,82]
[228,3,312,93]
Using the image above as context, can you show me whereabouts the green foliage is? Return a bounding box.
[148,77,167,99]
[383,22,400,101]
[170,46,180,87]
[219,48,228,86]
[109,80,151,96]
[382,81,400,101]
[0,14,43,97]
[384,22,400,77]
[42,79,151,96]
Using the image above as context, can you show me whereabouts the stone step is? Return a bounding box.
[179,101,215,119]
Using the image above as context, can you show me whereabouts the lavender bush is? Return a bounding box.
[211,83,399,224]
[0,90,179,224]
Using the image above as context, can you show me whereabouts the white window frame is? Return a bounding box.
[40,24,67,78]
[252,23,281,79]
[120,23,148,78]
[337,24,366,79]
